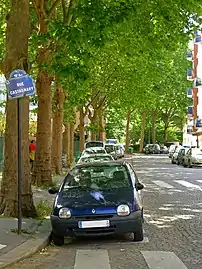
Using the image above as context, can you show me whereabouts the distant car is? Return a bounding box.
[160,145,169,154]
[143,144,160,154]
[183,148,202,168]
[171,146,184,164]
[104,144,118,159]
[168,145,178,158]
[77,154,114,164]
[48,161,144,246]
[81,147,107,157]
[176,147,190,166]
[85,141,105,149]
[106,139,117,144]
[114,144,123,158]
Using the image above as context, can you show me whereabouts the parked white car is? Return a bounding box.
[81,147,107,157]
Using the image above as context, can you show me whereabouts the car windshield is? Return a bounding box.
[175,147,183,153]
[80,155,113,162]
[84,148,106,154]
[105,145,114,153]
[62,164,131,193]
[85,142,104,148]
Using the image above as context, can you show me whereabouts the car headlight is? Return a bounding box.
[59,208,71,219]
[117,205,130,216]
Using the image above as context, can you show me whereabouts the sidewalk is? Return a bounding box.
[0,174,64,268]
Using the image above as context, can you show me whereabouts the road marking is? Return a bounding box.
[141,251,188,269]
[153,180,174,189]
[0,244,7,250]
[174,180,202,190]
[74,250,110,269]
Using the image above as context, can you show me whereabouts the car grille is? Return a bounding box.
[72,214,114,221]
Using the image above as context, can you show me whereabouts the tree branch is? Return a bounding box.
[48,0,61,17]
[66,0,76,25]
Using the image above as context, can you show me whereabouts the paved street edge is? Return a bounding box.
[0,221,51,269]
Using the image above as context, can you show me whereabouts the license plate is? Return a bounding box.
[78,220,110,229]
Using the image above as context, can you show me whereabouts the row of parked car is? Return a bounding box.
[77,141,125,163]
[48,140,145,246]
[169,145,202,168]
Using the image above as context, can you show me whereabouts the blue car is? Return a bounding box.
[48,161,144,246]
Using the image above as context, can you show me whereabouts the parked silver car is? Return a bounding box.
[183,148,202,167]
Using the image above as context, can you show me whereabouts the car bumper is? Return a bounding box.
[51,211,142,237]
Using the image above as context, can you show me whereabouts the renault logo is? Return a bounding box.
[92,209,96,214]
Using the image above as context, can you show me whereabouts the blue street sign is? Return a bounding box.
[6,69,36,99]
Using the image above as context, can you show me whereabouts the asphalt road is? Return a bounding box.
[8,155,202,269]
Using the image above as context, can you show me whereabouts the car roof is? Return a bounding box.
[84,147,105,150]
[74,160,126,169]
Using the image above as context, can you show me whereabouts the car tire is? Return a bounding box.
[133,221,143,242]
[176,159,180,165]
[188,160,192,168]
[51,232,64,246]
[171,159,175,164]
[183,161,187,167]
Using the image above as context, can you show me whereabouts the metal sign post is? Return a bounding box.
[6,70,36,235]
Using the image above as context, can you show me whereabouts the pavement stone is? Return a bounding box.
[0,220,51,268]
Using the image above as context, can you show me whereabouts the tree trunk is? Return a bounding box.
[65,124,71,168]
[139,111,147,152]
[99,109,106,141]
[63,124,68,154]
[31,10,53,186]
[70,123,75,164]
[90,109,98,141]
[51,83,64,175]
[32,70,52,186]
[79,108,85,153]
[0,0,36,217]
[151,110,157,144]
[125,110,131,153]
[164,122,169,143]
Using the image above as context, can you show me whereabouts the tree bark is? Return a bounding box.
[139,111,147,152]
[65,124,71,168]
[125,110,131,153]
[32,70,52,186]
[79,107,85,153]
[51,83,65,175]
[151,110,157,144]
[70,122,75,164]
[32,7,52,186]
[0,0,36,217]
[99,109,106,141]
[164,122,169,143]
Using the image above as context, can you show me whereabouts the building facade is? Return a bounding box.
[183,31,202,148]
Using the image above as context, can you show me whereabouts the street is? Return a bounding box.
[7,155,202,269]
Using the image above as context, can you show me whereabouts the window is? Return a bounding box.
[62,164,131,194]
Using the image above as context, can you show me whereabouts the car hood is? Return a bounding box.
[57,188,134,209]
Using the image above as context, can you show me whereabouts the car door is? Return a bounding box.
[127,164,143,209]
[185,149,191,164]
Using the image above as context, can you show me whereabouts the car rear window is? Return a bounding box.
[81,156,113,162]
[62,164,131,192]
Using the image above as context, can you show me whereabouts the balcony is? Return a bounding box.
[187,88,192,97]
[196,119,202,128]
[188,106,193,115]
[194,77,202,87]
[187,68,194,81]
[186,50,193,61]
[194,35,202,43]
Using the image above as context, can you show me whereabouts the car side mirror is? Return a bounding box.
[136,182,144,191]
[48,187,59,194]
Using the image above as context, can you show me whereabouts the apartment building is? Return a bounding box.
[183,31,202,147]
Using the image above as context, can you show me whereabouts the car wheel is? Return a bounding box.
[51,232,64,246]
[176,159,180,165]
[183,161,187,167]
[188,160,192,168]
[133,221,143,242]
[171,159,175,164]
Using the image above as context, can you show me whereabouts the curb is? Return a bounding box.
[0,222,51,268]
